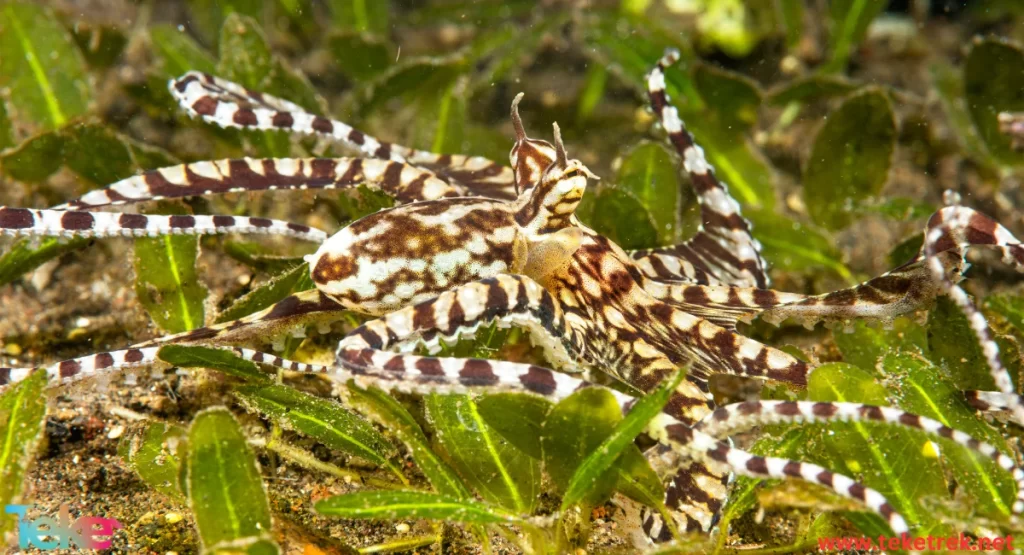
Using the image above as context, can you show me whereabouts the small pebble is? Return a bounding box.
[395,522,410,533]
[107,425,125,439]
[165,512,184,524]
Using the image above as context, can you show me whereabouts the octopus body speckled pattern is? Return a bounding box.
[3,49,1024,544]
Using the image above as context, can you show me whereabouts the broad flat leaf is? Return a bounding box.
[778,0,804,49]
[158,345,269,382]
[927,295,1020,391]
[0,131,67,182]
[561,370,684,509]
[346,384,471,499]
[477,393,665,508]
[187,408,278,552]
[833,317,927,371]
[615,141,683,245]
[806,362,951,536]
[887,233,923,268]
[222,241,306,274]
[185,0,264,47]
[118,421,187,501]
[234,384,400,476]
[328,0,389,34]
[591,186,659,250]
[541,387,624,507]
[328,31,392,81]
[823,0,888,73]
[150,24,218,77]
[766,75,858,105]
[930,62,999,171]
[0,369,49,537]
[0,3,93,132]
[883,352,1016,518]
[62,123,139,186]
[985,293,1024,336]
[803,88,896,230]
[424,394,540,514]
[746,209,853,283]
[134,203,208,333]
[316,491,522,525]
[692,64,762,132]
[0,99,13,150]
[217,263,315,323]
[964,38,1024,167]
[0,237,91,286]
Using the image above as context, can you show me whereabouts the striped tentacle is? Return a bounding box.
[634,49,769,289]
[647,415,909,534]
[697,400,1024,513]
[924,206,1024,426]
[0,207,327,242]
[760,205,1024,329]
[0,346,326,390]
[640,280,807,329]
[135,290,346,349]
[53,158,461,210]
[965,390,1024,425]
[0,347,162,389]
[169,72,517,200]
[336,274,584,374]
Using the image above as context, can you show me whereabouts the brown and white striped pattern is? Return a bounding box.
[924,206,1024,427]
[0,207,327,242]
[169,72,518,200]
[697,400,1024,513]
[631,49,769,289]
[53,158,461,210]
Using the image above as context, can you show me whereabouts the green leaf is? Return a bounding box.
[316,490,522,525]
[217,263,315,323]
[0,3,93,131]
[692,64,762,132]
[133,203,208,333]
[150,24,218,77]
[157,345,268,382]
[424,394,540,514]
[964,38,1024,167]
[328,31,392,81]
[328,0,389,34]
[746,209,853,283]
[590,186,659,250]
[346,384,471,499]
[187,408,278,551]
[0,130,67,182]
[0,369,49,537]
[778,0,805,49]
[0,99,13,150]
[807,362,950,536]
[883,352,1016,518]
[476,393,551,460]
[119,421,187,501]
[823,0,888,73]
[0,237,91,286]
[927,295,1017,391]
[985,293,1024,336]
[615,141,682,245]
[221,241,306,275]
[541,388,624,507]
[930,62,1000,171]
[766,75,858,105]
[561,370,684,509]
[62,123,138,186]
[234,384,400,475]
[576,64,608,122]
[803,88,896,230]
[833,317,927,371]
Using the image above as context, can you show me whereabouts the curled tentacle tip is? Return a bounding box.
[511,93,526,141]
[552,122,567,168]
